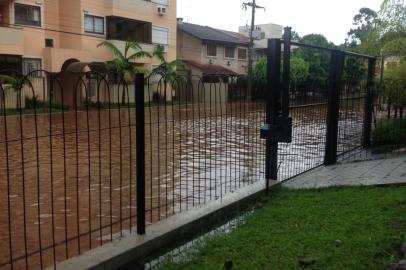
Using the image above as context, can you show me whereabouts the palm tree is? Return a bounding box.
[152,45,184,83]
[151,45,184,102]
[97,40,152,103]
[0,75,29,109]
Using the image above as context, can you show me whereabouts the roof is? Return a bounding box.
[184,60,238,76]
[219,30,250,44]
[178,22,249,46]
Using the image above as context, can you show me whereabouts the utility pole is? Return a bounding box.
[242,0,265,100]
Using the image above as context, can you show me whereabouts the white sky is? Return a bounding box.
[177,0,383,45]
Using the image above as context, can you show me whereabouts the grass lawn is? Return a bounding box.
[161,186,406,270]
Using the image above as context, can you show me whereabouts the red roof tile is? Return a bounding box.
[184,60,238,76]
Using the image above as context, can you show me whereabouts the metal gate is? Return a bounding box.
[261,28,376,189]
[0,28,377,270]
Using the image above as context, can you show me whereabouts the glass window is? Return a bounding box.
[152,0,169,6]
[224,46,235,58]
[152,26,169,45]
[207,44,217,57]
[106,17,152,43]
[84,14,105,34]
[14,3,41,27]
[23,58,42,76]
[238,48,247,60]
[45,38,54,48]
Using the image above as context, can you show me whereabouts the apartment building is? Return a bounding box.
[238,23,283,59]
[0,0,177,74]
[177,20,249,76]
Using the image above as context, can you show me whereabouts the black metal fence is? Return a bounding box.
[262,31,376,183]
[0,69,267,270]
[0,28,385,270]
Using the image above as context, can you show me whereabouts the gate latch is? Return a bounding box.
[260,116,293,143]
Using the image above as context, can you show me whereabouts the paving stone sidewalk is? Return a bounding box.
[284,155,406,189]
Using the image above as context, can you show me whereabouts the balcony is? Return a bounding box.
[0,26,24,55]
[107,16,152,43]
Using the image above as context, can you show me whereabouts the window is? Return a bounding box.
[14,3,41,27]
[84,14,105,34]
[238,48,247,60]
[224,46,235,58]
[207,44,217,57]
[23,58,42,76]
[152,26,169,45]
[106,17,152,43]
[0,55,22,74]
[151,0,169,5]
[45,38,54,48]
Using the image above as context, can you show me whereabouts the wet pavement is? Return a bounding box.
[284,155,406,189]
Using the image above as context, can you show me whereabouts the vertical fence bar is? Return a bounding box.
[282,27,291,118]
[135,73,146,235]
[324,50,345,165]
[363,58,376,148]
[266,38,282,191]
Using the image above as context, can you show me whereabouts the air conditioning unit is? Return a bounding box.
[157,6,166,16]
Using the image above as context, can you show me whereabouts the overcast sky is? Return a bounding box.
[177,0,383,45]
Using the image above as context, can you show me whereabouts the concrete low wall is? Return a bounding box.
[0,86,25,109]
[50,180,279,270]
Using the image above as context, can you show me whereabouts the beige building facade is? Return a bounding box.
[0,0,177,73]
[177,20,249,76]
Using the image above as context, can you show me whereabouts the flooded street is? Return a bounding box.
[0,100,365,269]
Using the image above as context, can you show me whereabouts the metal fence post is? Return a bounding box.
[324,50,344,165]
[135,73,146,235]
[265,38,282,192]
[282,27,291,118]
[363,58,376,148]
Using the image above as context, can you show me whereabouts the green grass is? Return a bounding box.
[161,187,406,270]
[1,101,189,116]
[3,107,65,115]
[373,119,406,146]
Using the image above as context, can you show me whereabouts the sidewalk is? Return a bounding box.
[284,155,406,189]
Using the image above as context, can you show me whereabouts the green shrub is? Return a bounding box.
[373,119,406,146]
[25,96,68,110]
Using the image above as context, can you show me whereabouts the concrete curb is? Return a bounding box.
[49,180,278,270]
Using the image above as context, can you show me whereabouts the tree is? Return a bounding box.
[379,0,406,33]
[293,34,333,88]
[97,40,151,81]
[383,38,406,59]
[252,56,309,84]
[383,62,406,116]
[348,8,379,44]
[151,45,184,83]
[0,75,29,109]
[97,40,152,103]
[253,58,267,83]
[347,8,381,55]
[290,57,309,83]
[150,45,184,102]
[343,57,367,86]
